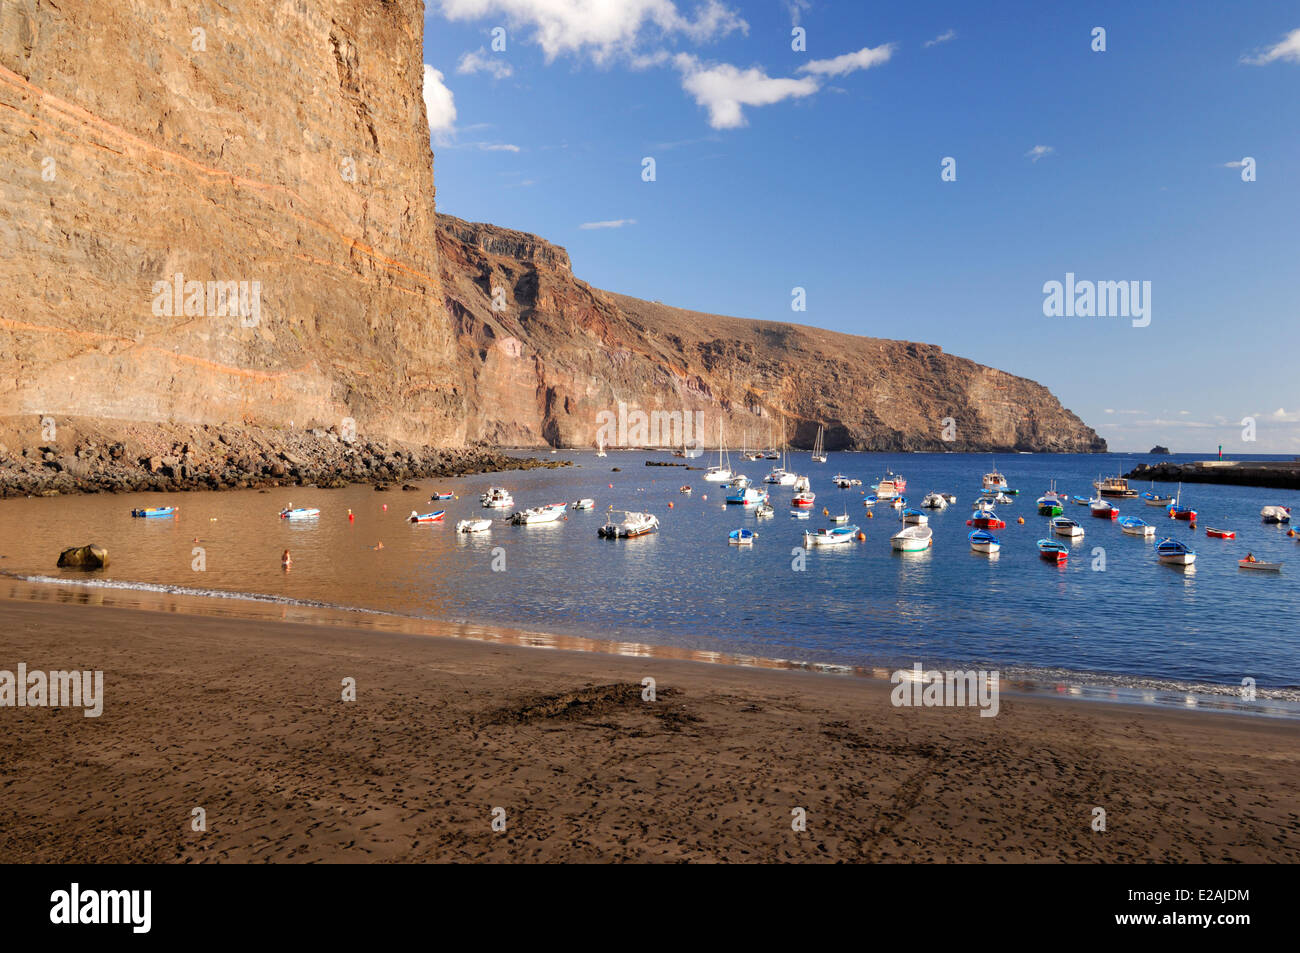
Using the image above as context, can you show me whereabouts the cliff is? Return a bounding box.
[0,0,1105,457]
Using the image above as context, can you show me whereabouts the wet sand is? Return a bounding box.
[0,597,1296,862]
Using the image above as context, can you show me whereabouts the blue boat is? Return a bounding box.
[131,506,177,518]
[1071,496,1091,506]
[1118,516,1154,537]
[969,529,1000,553]
[1037,538,1068,562]
[1156,538,1196,565]
[728,528,755,545]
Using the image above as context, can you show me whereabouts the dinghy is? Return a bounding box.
[968,529,1000,554]
[598,511,659,538]
[943,494,958,504]
[430,491,455,500]
[408,510,446,523]
[1090,499,1119,520]
[1141,488,1174,506]
[889,496,907,510]
[1118,516,1154,537]
[833,474,853,488]
[1156,538,1196,565]
[968,511,1006,530]
[1071,496,1091,506]
[571,498,596,510]
[1261,505,1292,525]
[1038,538,1069,563]
[829,513,849,524]
[1238,558,1283,572]
[480,487,514,509]
[1036,495,1064,516]
[921,492,947,510]
[1051,516,1085,538]
[891,523,933,551]
[511,503,567,525]
[804,524,859,547]
[728,528,755,546]
[456,518,492,533]
[131,506,178,518]
[726,485,768,506]
[279,507,320,520]
[755,503,775,519]
[1205,527,1235,539]
[791,491,816,507]
[862,495,879,507]
[789,509,810,520]
[901,508,928,525]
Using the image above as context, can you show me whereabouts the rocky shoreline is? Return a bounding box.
[0,418,566,498]
[1125,459,1300,491]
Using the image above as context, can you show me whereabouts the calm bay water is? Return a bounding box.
[2,452,1297,697]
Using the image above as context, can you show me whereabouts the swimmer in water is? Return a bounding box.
[282,549,292,570]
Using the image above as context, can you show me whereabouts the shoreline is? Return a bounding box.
[4,574,1297,718]
[0,595,1295,862]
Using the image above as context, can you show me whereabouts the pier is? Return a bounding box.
[1124,459,1300,491]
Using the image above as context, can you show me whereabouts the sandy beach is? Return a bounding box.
[0,596,1295,863]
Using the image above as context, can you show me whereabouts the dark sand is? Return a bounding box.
[0,597,1295,862]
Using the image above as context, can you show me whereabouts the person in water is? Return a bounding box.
[282,549,292,570]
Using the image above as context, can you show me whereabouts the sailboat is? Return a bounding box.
[1167,482,1196,521]
[764,421,797,485]
[596,433,607,458]
[811,425,827,464]
[703,421,733,482]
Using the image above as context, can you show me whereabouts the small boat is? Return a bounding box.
[408,510,446,523]
[967,511,1006,530]
[430,491,455,500]
[1156,538,1196,565]
[764,468,796,486]
[875,473,906,498]
[971,497,996,511]
[1038,538,1069,563]
[598,511,659,538]
[811,425,827,464]
[480,487,514,509]
[1205,527,1235,539]
[279,507,320,520]
[755,504,775,519]
[131,506,178,518]
[596,434,607,458]
[791,491,816,507]
[789,509,810,520]
[1090,499,1118,520]
[703,466,733,483]
[901,508,928,525]
[679,485,692,494]
[1118,516,1154,537]
[727,474,752,489]
[1094,474,1139,498]
[511,503,567,525]
[891,523,933,551]
[1261,505,1292,524]
[571,498,596,510]
[968,529,1000,554]
[833,474,853,488]
[728,528,755,546]
[889,496,906,510]
[1071,496,1091,506]
[1051,516,1084,538]
[792,474,811,492]
[804,524,859,547]
[829,513,849,524]
[862,495,879,507]
[726,486,769,506]
[1141,488,1174,506]
[921,492,948,510]
[1166,482,1195,521]
[942,493,958,504]
[981,469,1008,492]
[1238,558,1283,572]
[456,518,492,533]
[1036,495,1064,516]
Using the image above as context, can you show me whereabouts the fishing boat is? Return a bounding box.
[793,474,811,492]
[755,503,775,519]
[279,506,320,520]
[571,498,596,510]
[511,503,567,525]
[1037,538,1069,563]
[679,485,692,494]
[728,528,755,546]
[875,471,907,497]
[1118,516,1154,537]
[1071,496,1091,506]
[862,495,879,507]
[791,491,816,508]
[726,485,769,506]
[430,491,455,500]
[480,487,514,509]
[131,506,178,518]
[902,508,928,525]
[1094,474,1139,498]
[921,492,948,510]
[889,496,907,510]
[1261,505,1292,524]
[1051,516,1084,538]
[969,529,1001,554]
[811,425,827,464]
[1238,558,1283,572]
[804,524,859,547]
[981,469,1008,492]
[1165,483,1195,521]
[789,509,810,520]
[1156,538,1196,565]
[891,523,933,551]
[1090,499,1118,520]
[832,474,853,488]
[408,510,446,523]
[1036,495,1064,516]
[1205,527,1235,539]
[598,511,659,538]
[968,511,1006,530]
[703,421,733,482]
[456,518,492,533]
[829,513,850,524]
[1141,482,1174,506]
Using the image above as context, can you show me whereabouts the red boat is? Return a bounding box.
[792,492,815,507]
[1090,500,1118,520]
[967,514,1007,530]
[1169,506,1197,521]
[1205,527,1235,539]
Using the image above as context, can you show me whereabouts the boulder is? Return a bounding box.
[57,544,110,569]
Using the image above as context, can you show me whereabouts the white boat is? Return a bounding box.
[571,498,596,510]
[981,469,1008,492]
[1156,538,1196,566]
[993,492,1013,505]
[480,486,514,509]
[1239,558,1283,572]
[789,509,810,520]
[832,474,853,488]
[765,468,797,486]
[596,434,606,458]
[902,508,928,525]
[727,473,751,488]
[456,518,492,534]
[829,513,849,524]
[891,523,933,551]
[968,529,1000,554]
[1119,516,1155,537]
[598,511,659,538]
[1051,516,1084,538]
[726,485,768,506]
[921,492,947,510]
[792,474,811,492]
[511,502,567,525]
[804,524,859,546]
[943,493,958,504]
[1261,505,1292,524]
[755,503,775,519]
[728,528,755,546]
[703,420,732,482]
[279,506,320,520]
[811,425,827,464]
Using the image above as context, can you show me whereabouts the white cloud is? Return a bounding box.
[1241,27,1300,65]
[423,65,457,134]
[797,43,895,78]
[457,47,514,78]
[923,29,956,48]
[1270,407,1300,422]
[1026,144,1054,162]
[579,218,637,229]
[436,0,747,65]
[674,53,819,128]
[785,0,812,27]
[478,142,521,152]
[1223,159,1247,167]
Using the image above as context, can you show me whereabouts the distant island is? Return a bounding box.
[1149,445,1170,455]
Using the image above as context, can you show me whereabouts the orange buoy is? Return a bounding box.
[867,511,873,519]
[348,509,354,521]
[856,531,865,541]
[382,504,387,511]
[608,483,614,489]
[668,501,674,508]
[1289,529,1296,537]
[1017,517,1025,524]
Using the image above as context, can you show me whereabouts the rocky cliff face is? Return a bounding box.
[0,0,1104,457]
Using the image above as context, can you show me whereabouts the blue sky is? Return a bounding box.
[421,1,1299,453]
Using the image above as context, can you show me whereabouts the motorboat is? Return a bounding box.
[279,507,320,520]
[901,508,928,525]
[1038,538,1069,563]
[1156,538,1196,565]
[511,503,567,525]
[1261,505,1292,525]
[792,475,811,492]
[1118,516,1154,537]
[921,492,948,510]
[968,511,1006,530]
[726,485,769,506]
[481,487,514,509]
[1051,516,1084,538]
[755,503,775,519]
[571,498,596,510]
[598,511,659,538]
[791,491,815,507]
[456,518,492,533]
[981,469,1008,492]
[1205,527,1235,539]
[764,468,796,486]
[804,524,860,547]
[969,529,1000,554]
[408,510,446,523]
[132,506,178,518]
[728,528,755,546]
[1090,499,1118,520]
[1238,558,1283,572]
[890,523,933,551]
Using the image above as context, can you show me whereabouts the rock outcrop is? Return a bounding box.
[0,0,1105,458]
[57,544,109,569]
